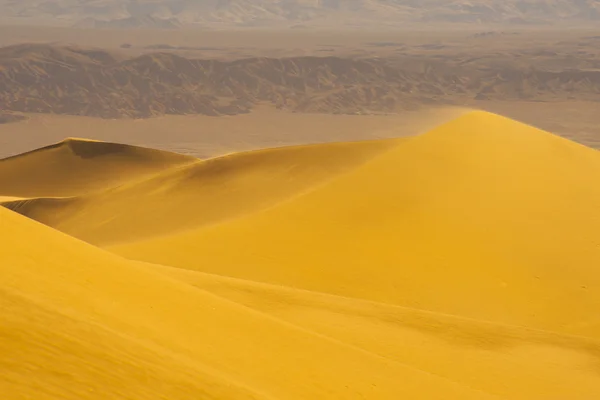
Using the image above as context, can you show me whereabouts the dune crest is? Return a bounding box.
[3,138,399,245]
[0,138,195,198]
[110,111,600,336]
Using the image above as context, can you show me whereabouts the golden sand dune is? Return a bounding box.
[0,206,498,400]
[0,137,195,198]
[110,111,600,336]
[3,139,396,245]
[155,264,600,400]
[3,110,600,398]
[0,196,22,202]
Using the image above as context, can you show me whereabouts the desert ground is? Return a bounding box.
[2,23,600,400]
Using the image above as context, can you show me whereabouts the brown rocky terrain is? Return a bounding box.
[1,43,599,119]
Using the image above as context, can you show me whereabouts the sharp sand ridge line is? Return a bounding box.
[2,204,585,400]
[2,136,403,245]
[147,262,600,399]
[0,137,196,198]
[0,106,466,224]
[110,110,600,337]
[0,206,501,400]
[147,260,600,344]
[0,109,470,242]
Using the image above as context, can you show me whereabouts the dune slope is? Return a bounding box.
[156,264,600,400]
[2,139,396,245]
[1,206,500,400]
[0,138,195,198]
[112,111,600,336]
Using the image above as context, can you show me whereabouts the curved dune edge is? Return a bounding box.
[0,137,196,198]
[111,111,600,336]
[2,205,600,399]
[151,262,600,400]
[1,206,500,400]
[3,137,401,245]
[0,196,24,202]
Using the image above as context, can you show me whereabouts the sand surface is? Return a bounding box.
[2,110,600,399]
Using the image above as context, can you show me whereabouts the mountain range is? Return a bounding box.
[1,0,599,28]
[1,43,599,118]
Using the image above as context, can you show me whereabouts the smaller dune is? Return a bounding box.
[3,138,398,245]
[0,138,196,198]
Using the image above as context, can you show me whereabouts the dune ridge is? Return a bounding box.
[153,263,600,400]
[2,138,398,245]
[0,137,196,198]
[109,111,600,336]
[0,206,501,400]
[2,202,600,398]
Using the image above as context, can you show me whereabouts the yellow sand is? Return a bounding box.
[2,139,396,245]
[0,206,501,400]
[157,264,600,400]
[3,110,600,399]
[0,196,23,202]
[112,111,600,336]
[0,137,195,197]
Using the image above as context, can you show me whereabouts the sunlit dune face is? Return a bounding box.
[2,110,600,400]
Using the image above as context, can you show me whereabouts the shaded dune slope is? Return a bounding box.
[3,139,396,245]
[110,111,600,336]
[0,138,196,198]
[0,206,498,400]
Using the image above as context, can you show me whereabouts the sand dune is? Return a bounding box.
[110,111,600,336]
[3,110,600,398]
[0,137,195,197]
[155,264,600,400]
[0,196,22,202]
[0,206,499,400]
[3,139,397,245]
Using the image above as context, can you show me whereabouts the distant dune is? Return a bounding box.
[3,139,397,245]
[2,110,600,399]
[0,138,195,197]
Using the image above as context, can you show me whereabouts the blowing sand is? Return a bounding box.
[1,110,600,399]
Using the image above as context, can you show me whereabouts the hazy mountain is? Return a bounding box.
[73,15,182,29]
[0,1,599,28]
[2,43,599,119]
